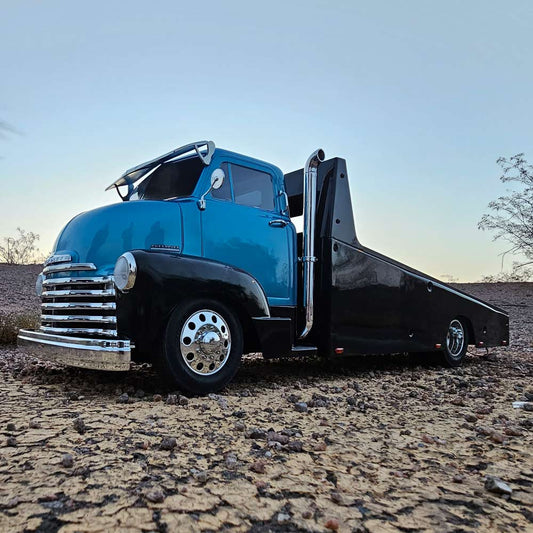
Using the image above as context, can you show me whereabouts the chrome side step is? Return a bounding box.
[291,345,317,357]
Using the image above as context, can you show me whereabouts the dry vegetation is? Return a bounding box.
[0,265,532,532]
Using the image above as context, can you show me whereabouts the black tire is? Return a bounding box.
[158,298,243,395]
[441,317,468,367]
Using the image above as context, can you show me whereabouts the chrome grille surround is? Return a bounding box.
[39,262,118,338]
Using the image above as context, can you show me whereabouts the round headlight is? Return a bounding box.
[113,252,137,292]
[35,273,45,297]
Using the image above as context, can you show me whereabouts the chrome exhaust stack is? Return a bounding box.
[299,148,325,339]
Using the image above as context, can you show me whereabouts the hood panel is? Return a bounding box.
[55,201,183,273]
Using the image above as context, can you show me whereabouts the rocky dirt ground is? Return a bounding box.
[0,265,532,532]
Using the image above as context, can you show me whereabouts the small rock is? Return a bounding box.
[4,497,19,508]
[73,417,87,434]
[277,513,290,525]
[504,426,522,437]
[29,420,41,429]
[325,518,340,531]
[135,441,149,450]
[178,395,189,406]
[234,421,246,432]
[294,402,308,413]
[453,474,465,483]
[490,432,505,444]
[421,434,435,444]
[194,470,208,483]
[6,423,15,431]
[61,453,74,468]
[475,406,492,415]
[330,491,343,504]
[117,393,129,404]
[72,465,90,477]
[145,488,165,503]
[314,442,327,452]
[524,403,533,412]
[6,436,16,447]
[232,409,246,418]
[152,394,162,402]
[250,460,266,474]
[225,453,238,469]
[267,431,289,445]
[134,389,145,398]
[246,428,266,440]
[255,480,268,493]
[485,476,512,496]
[302,510,313,519]
[288,440,304,453]
[166,394,177,405]
[160,437,177,451]
[464,414,478,423]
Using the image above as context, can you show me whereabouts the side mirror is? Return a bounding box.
[198,168,226,210]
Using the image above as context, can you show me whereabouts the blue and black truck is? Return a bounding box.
[18,141,509,394]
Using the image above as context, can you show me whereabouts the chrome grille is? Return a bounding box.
[40,262,118,338]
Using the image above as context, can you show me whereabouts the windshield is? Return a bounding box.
[132,156,204,201]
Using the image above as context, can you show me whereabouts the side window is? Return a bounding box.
[231,164,274,210]
[211,162,232,201]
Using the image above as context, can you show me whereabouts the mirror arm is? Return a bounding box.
[198,186,213,210]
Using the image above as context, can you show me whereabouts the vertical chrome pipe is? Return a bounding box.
[299,148,325,339]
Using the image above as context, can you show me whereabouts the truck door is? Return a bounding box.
[201,161,296,307]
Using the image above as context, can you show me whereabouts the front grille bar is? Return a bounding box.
[40,326,119,338]
[42,302,116,311]
[43,263,96,275]
[42,288,115,298]
[41,315,117,324]
[43,276,113,287]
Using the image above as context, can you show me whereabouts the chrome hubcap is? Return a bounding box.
[446,319,465,358]
[180,309,231,375]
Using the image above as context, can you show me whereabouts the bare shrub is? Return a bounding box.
[479,154,533,273]
[0,228,41,265]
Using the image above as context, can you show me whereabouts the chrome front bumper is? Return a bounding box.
[17,329,131,371]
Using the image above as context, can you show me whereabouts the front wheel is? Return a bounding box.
[159,299,243,395]
[441,318,468,367]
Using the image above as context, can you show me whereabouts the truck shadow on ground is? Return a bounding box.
[11,347,496,398]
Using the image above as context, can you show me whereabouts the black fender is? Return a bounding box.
[116,250,271,358]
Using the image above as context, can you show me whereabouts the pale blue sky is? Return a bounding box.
[1,0,532,280]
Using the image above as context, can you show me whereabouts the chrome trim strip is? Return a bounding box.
[299,148,325,339]
[42,302,116,311]
[41,315,117,324]
[43,263,96,274]
[17,329,130,371]
[42,289,115,298]
[44,254,72,267]
[43,276,113,286]
[40,326,118,337]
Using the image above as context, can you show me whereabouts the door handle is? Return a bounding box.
[269,219,288,228]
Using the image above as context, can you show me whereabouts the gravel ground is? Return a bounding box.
[0,266,532,532]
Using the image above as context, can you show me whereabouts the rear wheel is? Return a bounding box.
[442,318,468,367]
[159,299,243,395]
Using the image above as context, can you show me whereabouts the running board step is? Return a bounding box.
[291,345,317,357]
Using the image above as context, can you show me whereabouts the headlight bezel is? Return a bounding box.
[113,252,137,292]
[35,273,45,297]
